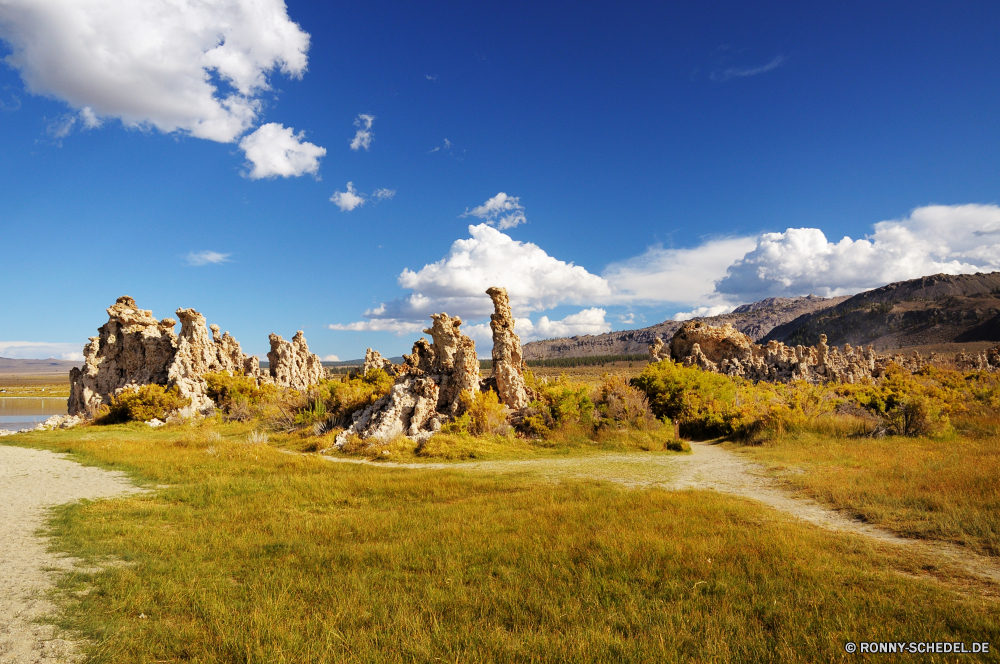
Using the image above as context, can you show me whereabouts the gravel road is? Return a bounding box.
[0,445,142,664]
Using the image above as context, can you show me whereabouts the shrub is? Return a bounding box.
[595,375,657,430]
[98,384,191,424]
[465,389,510,435]
[204,372,277,421]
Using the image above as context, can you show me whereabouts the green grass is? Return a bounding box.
[5,423,999,662]
[732,431,1000,557]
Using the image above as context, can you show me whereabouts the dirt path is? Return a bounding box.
[321,442,1000,586]
[0,445,143,664]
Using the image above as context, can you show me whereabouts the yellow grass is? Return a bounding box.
[735,432,1000,556]
[4,422,999,662]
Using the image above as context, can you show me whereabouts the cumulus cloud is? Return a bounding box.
[461,192,527,230]
[239,123,325,179]
[0,0,310,143]
[717,204,1000,300]
[463,308,610,347]
[330,182,366,211]
[186,250,231,266]
[322,354,340,362]
[672,305,735,322]
[329,224,612,334]
[327,320,424,335]
[350,113,374,151]
[604,236,758,306]
[0,341,84,361]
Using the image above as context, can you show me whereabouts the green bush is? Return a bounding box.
[98,384,191,424]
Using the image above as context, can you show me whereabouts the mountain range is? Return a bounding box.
[522,272,1000,359]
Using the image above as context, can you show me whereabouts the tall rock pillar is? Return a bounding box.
[486,287,529,410]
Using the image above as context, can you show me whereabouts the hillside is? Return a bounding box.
[0,357,80,375]
[762,272,1000,350]
[522,295,846,360]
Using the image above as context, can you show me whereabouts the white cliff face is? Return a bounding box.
[68,296,325,419]
[486,287,529,411]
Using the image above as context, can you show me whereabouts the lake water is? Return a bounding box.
[0,397,67,431]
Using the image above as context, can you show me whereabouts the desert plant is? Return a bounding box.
[246,429,269,444]
[97,384,191,424]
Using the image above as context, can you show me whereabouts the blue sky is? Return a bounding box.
[1,0,999,361]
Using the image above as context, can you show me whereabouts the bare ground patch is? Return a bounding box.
[0,445,143,663]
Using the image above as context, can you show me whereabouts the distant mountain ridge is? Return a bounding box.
[762,272,1000,349]
[0,357,81,374]
[522,295,846,360]
[522,271,1000,360]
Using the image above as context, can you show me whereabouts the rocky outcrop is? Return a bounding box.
[335,312,481,447]
[486,287,530,410]
[68,296,324,419]
[361,348,397,376]
[267,331,326,391]
[648,337,668,362]
[955,345,1000,372]
[522,295,845,359]
[661,321,930,384]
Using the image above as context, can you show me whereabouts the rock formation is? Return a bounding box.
[659,321,930,384]
[361,348,397,376]
[335,312,481,446]
[68,296,325,419]
[486,287,530,410]
[648,337,669,362]
[955,345,1000,372]
[267,331,326,391]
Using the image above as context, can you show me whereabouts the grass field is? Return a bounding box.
[5,422,999,662]
[733,432,1000,557]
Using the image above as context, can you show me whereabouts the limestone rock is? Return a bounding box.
[670,322,754,366]
[486,287,530,411]
[334,312,479,447]
[668,323,930,384]
[362,348,396,376]
[956,344,1000,372]
[267,331,326,390]
[648,337,668,362]
[68,296,320,419]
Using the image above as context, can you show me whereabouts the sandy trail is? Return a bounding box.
[0,445,143,664]
[322,442,1000,586]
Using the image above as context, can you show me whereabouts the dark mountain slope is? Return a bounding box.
[763,272,1000,349]
[522,295,845,360]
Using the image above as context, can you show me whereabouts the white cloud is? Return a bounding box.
[330,182,366,211]
[0,341,85,360]
[463,309,611,348]
[322,354,340,362]
[350,113,374,151]
[461,192,527,230]
[329,224,612,334]
[618,313,636,324]
[0,0,310,143]
[716,204,1000,300]
[328,320,424,335]
[672,305,735,322]
[604,236,758,306]
[518,308,611,341]
[713,55,785,81]
[239,123,325,179]
[425,74,438,81]
[372,188,396,202]
[429,138,452,154]
[186,250,231,266]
